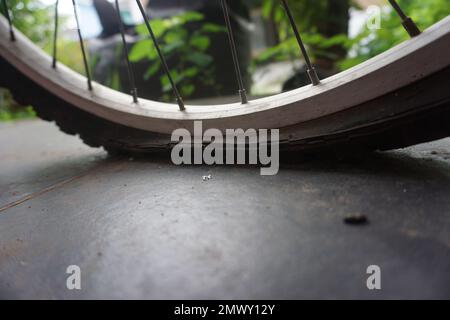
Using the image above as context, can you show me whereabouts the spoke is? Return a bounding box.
[388,0,421,37]
[1,0,15,41]
[280,0,320,86]
[135,0,185,111]
[52,0,59,68]
[220,0,248,104]
[72,0,92,91]
[115,0,138,103]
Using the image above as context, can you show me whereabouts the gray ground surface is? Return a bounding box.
[0,120,449,299]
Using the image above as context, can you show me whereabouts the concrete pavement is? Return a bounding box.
[0,120,449,299]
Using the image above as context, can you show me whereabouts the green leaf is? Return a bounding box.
[176,11,204,24]
[160,71,184,93]
[189,36,210,51]
[144,62,161,80]
[186,52,213,67]
[129,39,154,62]
[135,20,166,38]
[162,40,185,55]
[181,84,195,96]
[201,23,226,33]
[164,30,184,43]
[183,67,199,78]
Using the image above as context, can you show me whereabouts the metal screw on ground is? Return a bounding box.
[388,0,421,37]
[221,0,248,104]
[136,0,185,111]
[280,0,320,86]
[2,0,16,41]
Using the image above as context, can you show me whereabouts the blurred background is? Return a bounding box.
[0,0,448,120]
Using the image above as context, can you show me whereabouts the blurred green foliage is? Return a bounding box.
[254,0,449,71]
[0,88,36,121]
[1,0,52,45]
[0,0,52,120]
[341,0,450,69]
[129,11,225,101]
[0,1,86,120]
[1,0,449,121]
[253,0,351,67]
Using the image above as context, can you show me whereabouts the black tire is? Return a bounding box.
[1,56,450,156]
